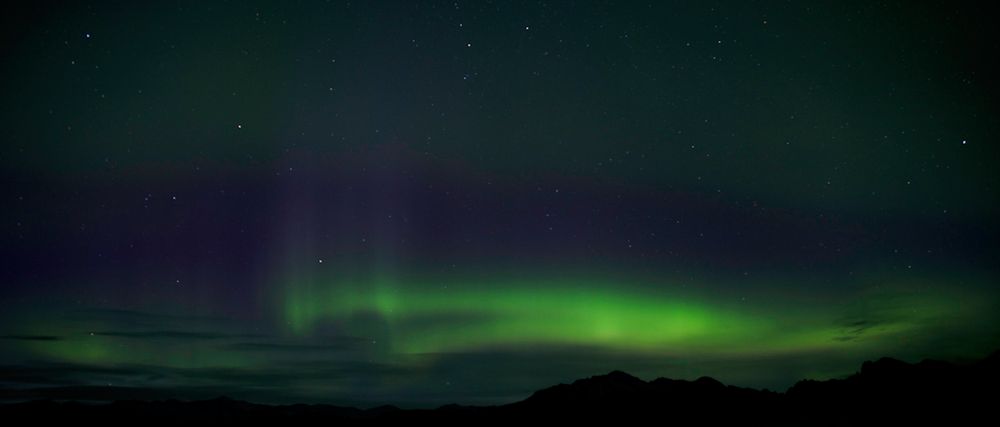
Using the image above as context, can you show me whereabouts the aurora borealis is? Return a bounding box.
[2,1,1000,407]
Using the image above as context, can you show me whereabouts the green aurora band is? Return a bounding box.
[280,271,999,357]
[3,270,996,403]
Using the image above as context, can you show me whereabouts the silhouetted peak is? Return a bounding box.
[579,370,645,390]
[861,357,909,374]
[366,404,400,413]
[521,370,648,405]
[4,350,999,422]
[694,376,724,388]
[582,371,645,391]
[563,370,645,390]
[597,370,643,383]
[193,396,260,409]
[915,358,950,369]
[982,350,1000,365]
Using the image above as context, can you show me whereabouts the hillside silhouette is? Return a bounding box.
[2,351,997,423]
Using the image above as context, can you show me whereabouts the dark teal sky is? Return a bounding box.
[1,1,999,407]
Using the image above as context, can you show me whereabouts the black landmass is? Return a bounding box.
[2,351,998,424]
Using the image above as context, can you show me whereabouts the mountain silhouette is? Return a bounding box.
[2,351,998,423]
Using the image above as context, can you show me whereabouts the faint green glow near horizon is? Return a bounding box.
[279,273,993,356]
[13,330,259,369]
[7,273,995,372]
[5,305,260,369]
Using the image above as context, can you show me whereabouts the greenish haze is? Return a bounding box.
[281,272,998,357]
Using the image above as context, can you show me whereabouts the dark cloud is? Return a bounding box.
[844,320,874,334]
[228,339,366,352]
[94,331,264,340]
[0,335,60,341]
[832,318,880,342]
[67,308,229,322]
[0,359,424,405]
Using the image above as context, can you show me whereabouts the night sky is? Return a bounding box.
[2,1,999,407]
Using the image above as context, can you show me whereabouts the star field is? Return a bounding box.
[1,1,998,406]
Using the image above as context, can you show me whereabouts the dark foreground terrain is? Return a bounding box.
[2,351,997,424]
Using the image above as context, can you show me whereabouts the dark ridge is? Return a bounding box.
[1,351,998,423]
